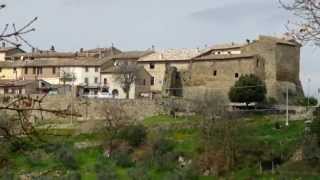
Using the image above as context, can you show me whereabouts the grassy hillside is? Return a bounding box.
[1,115,318,179]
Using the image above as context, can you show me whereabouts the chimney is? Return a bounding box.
[32,48,35,53]
[160,53,163,60]
[80,48,84,53]
[98,49,102,59]
[2,42,5,48]
[152,45,155,51]
[50,45,55,52]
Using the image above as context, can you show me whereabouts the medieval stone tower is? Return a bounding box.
[185,35,303,103]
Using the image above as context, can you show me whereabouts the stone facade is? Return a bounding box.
[186,35,303,103]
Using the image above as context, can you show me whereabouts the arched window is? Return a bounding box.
[112,89,119,97]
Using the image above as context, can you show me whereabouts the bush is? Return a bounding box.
[112,150,134,168]
[128,166,151,180]
[164,167,199,180]
[152,137,175,156]
[55,145,78,170]
[295,96,318,106]
[153,151,178,171]
[62,171,81,180]
[119,125,147,147]
[26,149,48,167]
[95,161,117,180]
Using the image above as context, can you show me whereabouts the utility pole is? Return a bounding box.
[318,88,320,107]
[307,78,311,110]
[286,85,289,127]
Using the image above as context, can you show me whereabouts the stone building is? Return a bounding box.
[100,51,153,99]
[187,35,303,103]
[137,49,204,94]
[0,79,52,95]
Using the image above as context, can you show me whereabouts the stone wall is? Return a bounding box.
[37,95,163,121]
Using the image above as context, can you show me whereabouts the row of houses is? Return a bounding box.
[0,35,303,102]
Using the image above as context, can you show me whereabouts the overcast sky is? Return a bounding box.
[0,0,319,96]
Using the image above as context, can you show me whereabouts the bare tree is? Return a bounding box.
[280,0,320,46]
[102,102,129,157]
[0,94,81,151]
[114,63,141,99]
[0,3,37,48]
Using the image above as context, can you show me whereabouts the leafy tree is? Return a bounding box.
[228,74,266,106]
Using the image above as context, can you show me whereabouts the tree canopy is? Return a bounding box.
[228,74,266,105]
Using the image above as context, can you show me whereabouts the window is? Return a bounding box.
[213,70,217,76]
[149,63,155,69]
[217,51,221,55]
[103,78,107,85]
[151,77,155,86]
[143,79,146,86]
[95,67,99,72]
[85,67,89,72]
[24,68,28,74]
[52,67,56,74]
[13,68,16,73]
[256,59,259,67]
[94,77,98,84]
[235,73,239,78]
[33,67,36,74]
[84,78,89,84]
[0,68,2,72]
[102,88,109,93]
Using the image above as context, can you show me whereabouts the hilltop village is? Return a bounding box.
[0,35,303,102]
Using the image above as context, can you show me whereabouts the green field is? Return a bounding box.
[1,115,319,179]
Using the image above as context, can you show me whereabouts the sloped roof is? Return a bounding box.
[0,47,25,53]
[23,58,111,67]
[209,43,244,50]
[0,61,26,68]
[10,51,77,59]
[138,49,204,62]
[112,50,154,60]
[0,57,113,68]
[0,79,46,87]
[194,53,258,61]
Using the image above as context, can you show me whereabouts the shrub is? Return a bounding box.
[128,166,151,180]
[66,171,81,180]
[119,125,147,147]
[295,96,318,106]
[95,161,117,180]
[26,149,48,167]
[152,137,175,156]
[112,150,134,168]
[55,145,78,170]
[165,167,199,180]
[153,151,178,171]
